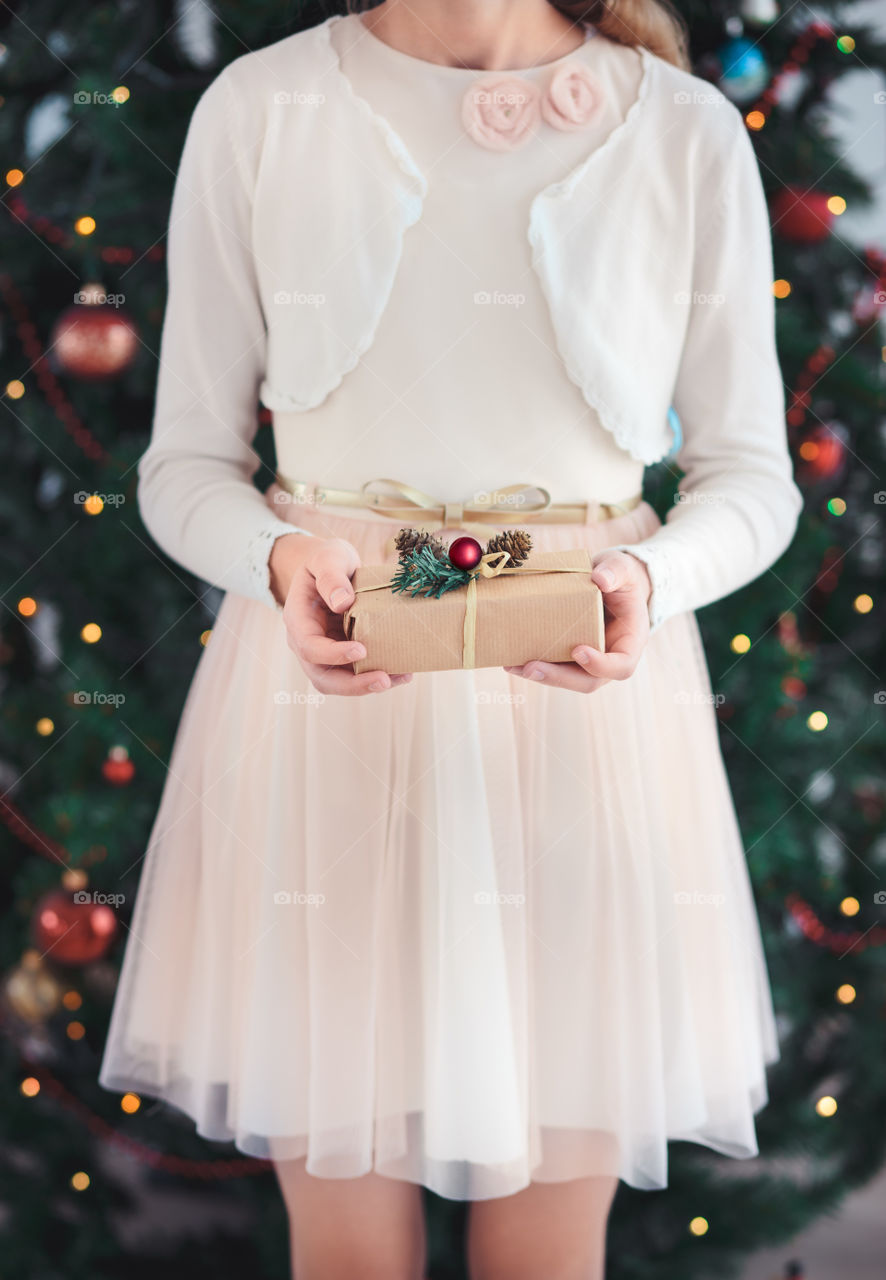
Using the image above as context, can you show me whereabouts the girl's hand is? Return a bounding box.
[504,550,652,693]
[271,533,413,696]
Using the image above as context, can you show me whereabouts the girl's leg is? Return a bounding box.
[272,1157,427,1280]
[465,1174,618,1280]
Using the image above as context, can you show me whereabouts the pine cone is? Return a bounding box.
[485,529,533,567]
[394,527,448,564]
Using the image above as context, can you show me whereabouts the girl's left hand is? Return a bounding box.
[504,550,652,694]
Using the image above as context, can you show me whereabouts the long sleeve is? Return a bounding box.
[609,115,803,632]
[137,66,313,611]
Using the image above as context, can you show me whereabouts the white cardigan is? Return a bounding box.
[138,13,802,632]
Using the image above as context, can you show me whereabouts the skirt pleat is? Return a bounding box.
[98,491,779,1199]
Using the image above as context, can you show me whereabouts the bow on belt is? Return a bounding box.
[274,475,642,533]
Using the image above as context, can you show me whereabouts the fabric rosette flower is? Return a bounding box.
[461,75,541,151]
[541,61,605,132]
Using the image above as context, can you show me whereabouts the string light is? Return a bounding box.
[112,86,130,104]
[6,379,25,398]
[853,594,873,614]
[816,1095,838,1117]
[5,167,23,187]
[773,278,791,298]
[74,215,96,236]
[120,1093,141,1114]
[62,991,82,1011]
[71,1172,90,1191]
[20,1077,40,1097]
[836,35,856,54]
[80,623,102,644]
[827,196,846,216]
[17,597,37,617]
[840,896,860,917]
[83,494,104,516]
[836,984,856,1004]
[689,1217,709,1237]
[745,110,765,131]
[807,710,828,732]
[730,634,751,654]
[66,1021,86,1041]
[200,630,212,646]
[35,718,54,736]
[827,497,846,516]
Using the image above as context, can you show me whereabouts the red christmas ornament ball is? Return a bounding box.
[448,536,483,571]
[102,745,135,786]
[50,282,139,379]
[770,187,834,244]
[31,889,118,965]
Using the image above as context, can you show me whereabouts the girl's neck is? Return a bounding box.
[357,0,587,72]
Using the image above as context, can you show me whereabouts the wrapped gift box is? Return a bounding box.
[341,548,605,675]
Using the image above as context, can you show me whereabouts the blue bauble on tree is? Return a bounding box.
[717,37,770,104]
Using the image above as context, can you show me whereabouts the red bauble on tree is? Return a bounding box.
[795,422,847,485]
[447,536,484,571]
[31,886,118,966]
[102,745,135,785]
[770,187,834,243]
[50,281,139,379]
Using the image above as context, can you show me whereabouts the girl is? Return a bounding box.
[99,2,802,1277]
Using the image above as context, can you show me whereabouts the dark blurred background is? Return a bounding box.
[1,2,885,1278]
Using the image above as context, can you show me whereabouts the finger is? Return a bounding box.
[300,664,413,697]
[570,643,639,681]
[507,660,609,693]
[297,632,367,667]
[591,551,638,594]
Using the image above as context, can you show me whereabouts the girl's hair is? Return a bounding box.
[345,1,691,72]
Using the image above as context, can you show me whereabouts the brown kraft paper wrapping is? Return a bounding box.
[341,548,605,675]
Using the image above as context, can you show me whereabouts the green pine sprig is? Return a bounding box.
[389,544,472,598]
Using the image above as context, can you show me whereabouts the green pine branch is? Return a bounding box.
[389,545,472,598]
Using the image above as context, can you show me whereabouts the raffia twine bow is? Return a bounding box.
[351,547,594,670]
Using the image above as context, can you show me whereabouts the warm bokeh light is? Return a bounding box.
[6,167,24,187]
[83,494,104,515]
[853,594,873,614]
[836,984,856,1004]
[71,1171,90,1191]
[816,1095,838,1117]
[836,35,855,54]
[730,634,751,655]
[840,896,860,917]
[62,990,82,1010]
[74,215,96,236]
[67,1021,86,1040]
[689,1217,709,1237]
[745,110,765,131]
[81,623,102,644]
[799,440,819,461]
[827,196,846,216]
[6,379,25,399]
[36,718,55,736]
[20,1077,40,1097]
[827,497,847,516]
[807,710,828,732]
[773,278,791,299]
[17,596,38,617]
[121,1093,141,1114]
[112,85,130,104]
[200,629,212,646]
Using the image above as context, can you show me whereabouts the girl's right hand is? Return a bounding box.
[270,532,413,697]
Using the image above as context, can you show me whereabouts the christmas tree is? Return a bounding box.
[1,2,885,1277]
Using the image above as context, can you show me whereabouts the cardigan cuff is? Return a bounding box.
[247,520,316,613]
[607,541,677,635]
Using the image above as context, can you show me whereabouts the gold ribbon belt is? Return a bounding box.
[275,474,642,530]
[350,549,596,670]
